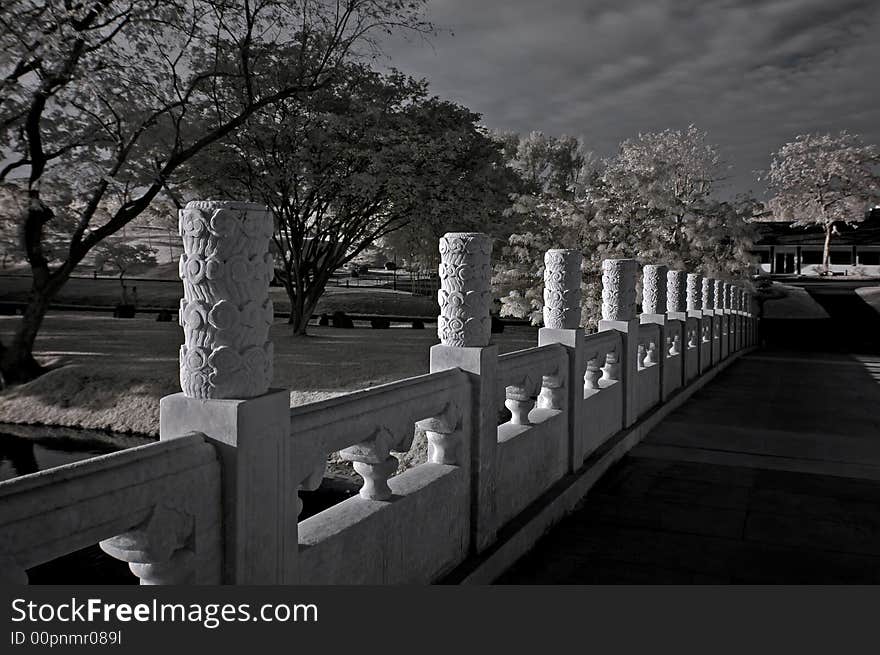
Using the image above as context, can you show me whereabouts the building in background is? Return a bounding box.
[752,207,880,277]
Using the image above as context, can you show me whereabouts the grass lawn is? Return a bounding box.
[0,274,439,317]
[0,312,538,437]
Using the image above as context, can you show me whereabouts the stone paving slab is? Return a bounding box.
[496,351,880,584]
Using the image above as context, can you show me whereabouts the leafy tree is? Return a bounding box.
[376,128,522,271]
[0,0,431,384]
[494,127,756,329]
[188,63,513,334]
[765,132,880,271]
[93,238,156,304]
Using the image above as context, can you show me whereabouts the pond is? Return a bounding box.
[0,423,153,584]
[0,423,359,584]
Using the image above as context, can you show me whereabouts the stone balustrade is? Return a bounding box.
[0,216,758,586]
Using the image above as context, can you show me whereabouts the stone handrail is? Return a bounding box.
[0,434,221,584]
[0,207,758,586]
[290,368,470,502]
[636,322,661,369]
[497,343,569,423]
[582,330,622,393]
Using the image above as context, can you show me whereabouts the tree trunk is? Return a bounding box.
[822,224,833,272]
[0,280,56,385]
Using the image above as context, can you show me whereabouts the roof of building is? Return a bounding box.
[753,207,880,247]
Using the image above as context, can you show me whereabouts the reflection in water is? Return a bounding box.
[0,427,139,584]
[0,431,120,481]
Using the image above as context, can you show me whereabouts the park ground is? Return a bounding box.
[0,275,878,439]
[0,310,537,437]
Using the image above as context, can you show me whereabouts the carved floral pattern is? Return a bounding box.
[702,278,716,310]
[601,259,638,321]
[339,426,415,500]
[686,273,703,311]
[178,200,274,399]
[714,279,725,310]
[667,270,687,312]
[437,233,492,347]
[543,249,582,329]
[642,264,668,314]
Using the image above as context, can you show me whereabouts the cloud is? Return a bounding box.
[382,0,880,198]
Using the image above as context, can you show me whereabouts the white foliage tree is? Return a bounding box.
[765,132,880,271]
[494,127,757,329]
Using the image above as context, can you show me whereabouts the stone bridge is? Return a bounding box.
[5,199,871,585]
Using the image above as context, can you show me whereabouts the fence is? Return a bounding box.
[0,202,757,585]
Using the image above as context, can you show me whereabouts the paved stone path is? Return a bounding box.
[497,349,880,583]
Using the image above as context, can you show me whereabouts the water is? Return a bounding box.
[0,424,151,584]
[0,423,357,584]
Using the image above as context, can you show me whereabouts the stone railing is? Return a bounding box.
[0,435,221,584]
[0,211,757,585]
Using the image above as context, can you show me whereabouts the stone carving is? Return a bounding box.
[584,357,603,390]
[536,371,566,411]
[416,403,463,466]
[642,264,668,314]
[667,270,687,312]
[505,374,540,425]
[437,233,492,347]
[714,279,725,310]
[178,200,274,399]
[703,278,716,310]
[723,283,733,311]
[686,273,703,311]
[100,503,194,585]
[339,426,415,501]
[602,349,620,381]
[296,461,327,518]
[543,249,582,329]
[601,259,638,321]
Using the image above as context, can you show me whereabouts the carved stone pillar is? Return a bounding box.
[430,232,498,550]
[437,232,492,347]
[539,248,585,467]
[666,270,688,318]
[702,278,715,312]
[599,258,639,427]
[163,199,295,584]
[686,273,703,312]
[601,259,638,321]
[642,264,668,316]
[543,249,582,329]
[640,264,668,398]
[178,200,274,399]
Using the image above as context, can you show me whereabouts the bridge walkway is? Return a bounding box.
[497,349,880,583]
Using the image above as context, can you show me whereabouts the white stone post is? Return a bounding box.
[640,264,669,399]
[666,270,688,386]
[729,284,742,352]
[429,232,498,552]
[157,200,296,584]
[714,279,728,359]
[745,290,754,346]
[702,277,717,367]
[686,273,707,374]
[723,282,734,357]
[599,259,639,427]
[736,286,746,351]
[538,249,586,471]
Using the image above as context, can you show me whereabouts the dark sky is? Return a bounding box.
[382,0,880,199]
